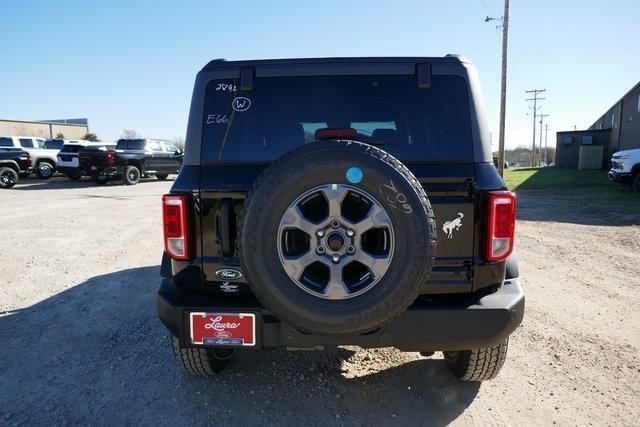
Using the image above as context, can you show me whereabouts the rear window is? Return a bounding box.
[60,145,83,154]
[44,139,64,150]
[19,138,35,148]
[116,139,146,150]
[201,74,473,162]
[0,137,13,147]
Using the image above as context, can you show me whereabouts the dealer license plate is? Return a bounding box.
[189,312,256,346]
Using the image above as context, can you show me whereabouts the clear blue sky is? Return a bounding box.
[2,0,639,149]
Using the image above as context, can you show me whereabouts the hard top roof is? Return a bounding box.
[202,55,468,71]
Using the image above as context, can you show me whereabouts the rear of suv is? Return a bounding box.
[157,56,524,381]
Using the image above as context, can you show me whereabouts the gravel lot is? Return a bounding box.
[1,177,639,425]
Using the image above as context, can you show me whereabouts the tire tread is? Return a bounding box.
[445,338,509,381]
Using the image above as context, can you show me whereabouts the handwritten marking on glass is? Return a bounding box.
[232,97,251,112]
[216,83,237,92]
[206,114,229,125]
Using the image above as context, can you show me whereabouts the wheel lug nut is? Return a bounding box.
[316,230,325,237]
[316,246,326,255]
[331,254,340,263]
[346,229,355,237]
[331,220,340,228]
[346,246,355,255]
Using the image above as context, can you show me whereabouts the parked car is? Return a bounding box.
[56,141,115,180]
[0,149,32,188]
[157,56,524,381]
[609,148,640,192]
[0,136,58,178]
[79,138,183,185]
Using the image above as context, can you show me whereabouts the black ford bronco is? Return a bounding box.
[157,56,524,381]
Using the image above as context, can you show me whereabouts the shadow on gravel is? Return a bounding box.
[0,267,479,426]
[13,176,173,191]
[516,189,640,226]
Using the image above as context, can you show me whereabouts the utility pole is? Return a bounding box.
[538,114,549,166]
[544,123,550,164]
[526,89,546,167]
[485,0,510,177]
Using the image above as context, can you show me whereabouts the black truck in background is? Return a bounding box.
[0,149,32,188]
[79,138,183,185]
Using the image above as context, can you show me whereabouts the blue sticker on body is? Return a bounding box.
[346,166,363,184]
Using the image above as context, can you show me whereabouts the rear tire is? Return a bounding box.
[156,173,169,180]
[632,172,640,193]
[36,161,55,179]
[94,173,110,185]
[443,338,509,381]
[122,165,141,185]
[0,167,18,189]
[170,336,232,375]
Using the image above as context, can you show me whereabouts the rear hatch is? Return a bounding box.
[79,146,110,171]
[57,144,84,168]
[195,70,481,295]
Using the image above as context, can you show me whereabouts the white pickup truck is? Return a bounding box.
[0,136,87,179]
[609,148,640,192]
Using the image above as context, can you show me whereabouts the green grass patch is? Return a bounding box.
[504,168,640,224]
[503,167,611,190]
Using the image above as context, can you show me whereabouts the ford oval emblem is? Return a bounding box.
[215,268,243,280]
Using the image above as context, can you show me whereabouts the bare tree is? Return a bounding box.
[172,136,185,151]
[121,129,141,139]
[83,133,100,142]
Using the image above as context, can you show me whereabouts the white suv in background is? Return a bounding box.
[609,148,640,192]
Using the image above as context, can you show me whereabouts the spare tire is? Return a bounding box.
[240,140,436,336]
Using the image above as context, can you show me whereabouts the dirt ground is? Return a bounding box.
[1,177,638,425]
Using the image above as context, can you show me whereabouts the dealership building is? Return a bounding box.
[0,118,89,139]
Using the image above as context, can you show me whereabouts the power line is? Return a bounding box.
[538,114,549,167]
[543,122,552,165]
[532,0,545,85]
[480,0,494,16]
[484,0,510,177]
[525,89,546,167]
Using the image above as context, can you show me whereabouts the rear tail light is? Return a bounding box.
[485,191,516,262]
[162,194,190,260]
[106,149,116,167]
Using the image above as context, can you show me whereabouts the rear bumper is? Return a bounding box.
[86,166,120,177]
[157,278,525,352]
[57,165,82,175]
[608,169,631,183]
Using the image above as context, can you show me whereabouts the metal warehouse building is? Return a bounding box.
[555,81,640,169]
[589,81,640,153]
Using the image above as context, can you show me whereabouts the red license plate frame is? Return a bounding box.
[189,312,256,346]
